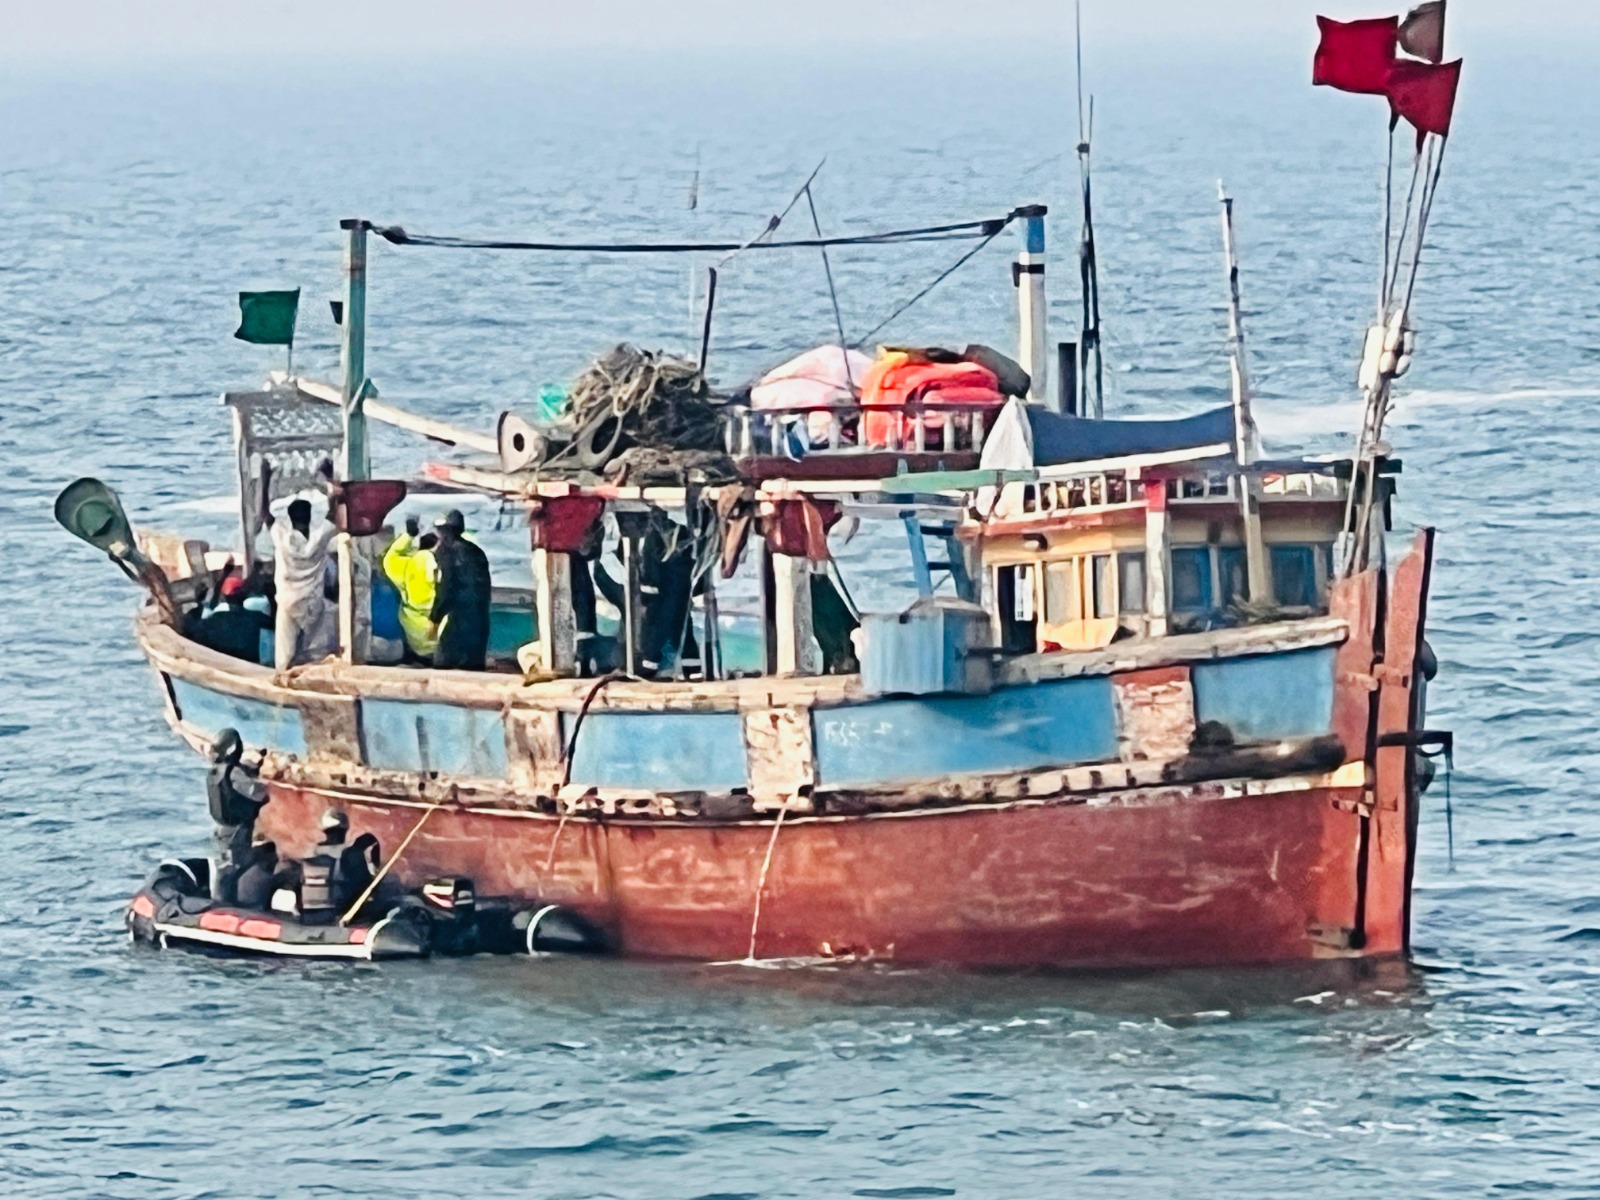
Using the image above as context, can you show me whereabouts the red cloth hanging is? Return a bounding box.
[1312,15,1401,95]
[528,494,606,553]
[335,480,408,536]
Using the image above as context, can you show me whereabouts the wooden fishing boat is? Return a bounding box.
[70,24,1462,971]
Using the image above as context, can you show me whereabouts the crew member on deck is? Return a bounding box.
[206,728,267,905]
[429,510,492,670]
[188,572,272,664]
[382,516,441,662]
[260,460,339,671]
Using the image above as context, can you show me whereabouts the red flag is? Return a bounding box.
[1398,1,1446,63]
[1313,15,1401,95]
[1387,58,1462,140]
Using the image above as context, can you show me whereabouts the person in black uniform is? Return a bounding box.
[206,728,266,905]
[429,510,492,671]
[234,836,299,910]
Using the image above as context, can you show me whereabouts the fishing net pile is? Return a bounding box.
[567,344,725,463]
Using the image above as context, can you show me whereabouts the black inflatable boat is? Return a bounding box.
[126,859,607,961]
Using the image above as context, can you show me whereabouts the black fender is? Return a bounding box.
[514,904,609,955]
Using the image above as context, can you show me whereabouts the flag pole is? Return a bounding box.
[1380,118,1396,317]
[1074,2,1104,419]
[337,217,371,665]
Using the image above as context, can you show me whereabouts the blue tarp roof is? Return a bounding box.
[1025,405,1237,467]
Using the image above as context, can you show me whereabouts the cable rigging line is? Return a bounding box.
[370,215,1014,256]
[850,221,1012,350]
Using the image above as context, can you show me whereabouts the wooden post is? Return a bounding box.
[1144,478,1171,639]
[622,535,640,677]
[1218,185,1270,606]
[1014,205,1053,410]
[339,219,369,482]
[1240,479,1272,605]
[335,532,370,666]
[772,553,820,676]
[1218,184,1258,465]
[531,548,577,676]
[337,218,371,663]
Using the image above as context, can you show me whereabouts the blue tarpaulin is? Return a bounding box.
[1024,404,1236,467]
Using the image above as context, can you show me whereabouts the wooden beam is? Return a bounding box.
[280,374,499,455]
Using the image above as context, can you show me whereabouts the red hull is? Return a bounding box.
[258,779,1360,968]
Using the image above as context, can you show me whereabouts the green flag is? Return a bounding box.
[235,289,300,346]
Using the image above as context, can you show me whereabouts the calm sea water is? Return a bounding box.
[5,40,1600,1199]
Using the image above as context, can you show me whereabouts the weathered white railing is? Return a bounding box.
[724,403,995,458]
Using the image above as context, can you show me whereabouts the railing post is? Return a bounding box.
[1144,475,1172,638]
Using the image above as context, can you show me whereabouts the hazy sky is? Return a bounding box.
[4,0,1591,66]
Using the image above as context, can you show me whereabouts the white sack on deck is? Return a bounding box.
[751,346,873,444]
[975,397,1036,516]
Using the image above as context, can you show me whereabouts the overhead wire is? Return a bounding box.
[850,220,1012,349]
[372,216,1013,255]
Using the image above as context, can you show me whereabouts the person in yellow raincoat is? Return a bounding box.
[382,517,440,661]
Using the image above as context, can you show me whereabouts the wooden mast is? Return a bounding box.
[1218,183,1270,606]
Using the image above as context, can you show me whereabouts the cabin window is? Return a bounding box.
[1171,548,1214,613]
[1218,546,1248,607]
[1091,554,1117,620]
[1043,561,1078,624]
[1117,552,1147,615]
[1271,545,1320,608]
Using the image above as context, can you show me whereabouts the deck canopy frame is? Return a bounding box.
[223,386,345,574]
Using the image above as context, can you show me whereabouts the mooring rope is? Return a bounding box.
[744,804,791,963]
[339,792,450,925]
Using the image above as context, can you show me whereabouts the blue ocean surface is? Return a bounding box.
[4,37,1600,1198]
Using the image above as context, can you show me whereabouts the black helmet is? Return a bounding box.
[210,728,243,763]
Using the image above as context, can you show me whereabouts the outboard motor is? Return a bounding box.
[514,904,608,956]
[420,877,476,916]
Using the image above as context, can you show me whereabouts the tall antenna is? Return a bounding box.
[1075,2,1105,419]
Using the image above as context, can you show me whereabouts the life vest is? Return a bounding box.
[299,854,337,923]
[860,355,1004,448]
[381,533,440,656]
